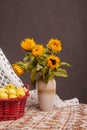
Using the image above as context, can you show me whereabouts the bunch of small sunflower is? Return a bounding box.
[12,38,71,84]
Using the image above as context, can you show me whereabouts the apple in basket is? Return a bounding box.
[6,83,16,90]
[16,87,26,97]
[8,88,17,98]
[5,83,17,98]
[0,88,8,99]
[0,83,26,99]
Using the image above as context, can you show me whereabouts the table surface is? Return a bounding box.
[0,102,87,130]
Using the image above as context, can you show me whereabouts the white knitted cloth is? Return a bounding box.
[0,48,23,87]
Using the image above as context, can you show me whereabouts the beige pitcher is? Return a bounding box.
[36,78,56,111]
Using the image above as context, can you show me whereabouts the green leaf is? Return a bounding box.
[37,64,43,71]
[60,62,72,67]
[55,68,68,77]
[30,68,37,81]
[45,69,54,82]
[38,57,46,66]
[40,67,48,78]
[30,55,35,61]
[27,61,35,71]
[23,55,30,62]
[60,62,71,66]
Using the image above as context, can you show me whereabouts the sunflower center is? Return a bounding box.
[54,42,57,46]
[51,59,56,65]
[35,48,38,51]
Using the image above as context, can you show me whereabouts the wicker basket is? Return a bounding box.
[0,84,30,121]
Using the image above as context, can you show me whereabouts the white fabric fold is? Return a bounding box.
[0,48,23,87]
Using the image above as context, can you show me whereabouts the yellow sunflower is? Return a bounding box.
[47,55,60,69]
[32,44,44,57]
[21,38,36,51]
[47,38,62,52]
[12,64,25,76]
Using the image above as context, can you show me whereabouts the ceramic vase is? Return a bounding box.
[36,78,56,111]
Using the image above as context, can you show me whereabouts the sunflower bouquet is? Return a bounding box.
[12,38,71,85]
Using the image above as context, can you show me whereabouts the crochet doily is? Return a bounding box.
[26,90,79,109]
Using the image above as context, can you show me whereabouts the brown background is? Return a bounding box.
[0,0,87,103]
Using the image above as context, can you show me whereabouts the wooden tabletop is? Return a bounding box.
[0,103,87,130]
